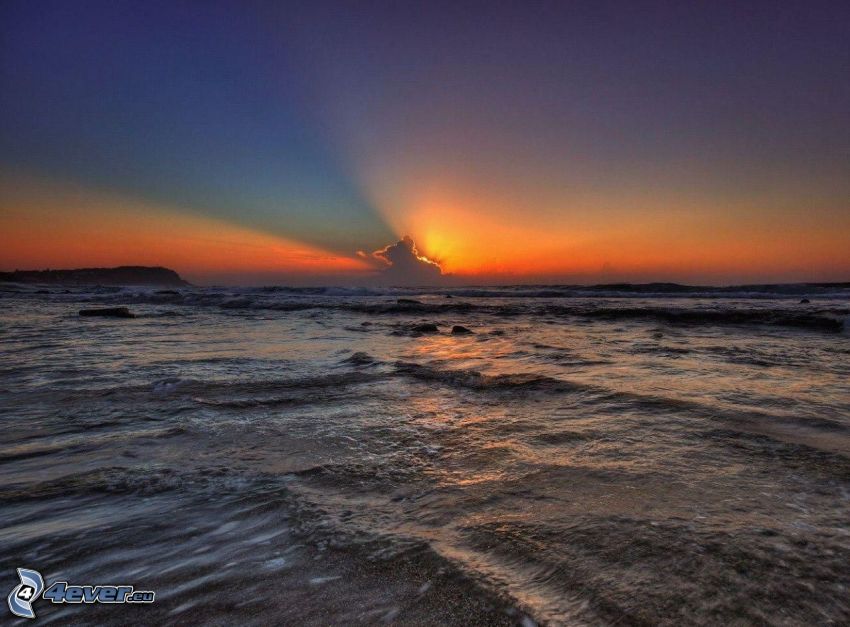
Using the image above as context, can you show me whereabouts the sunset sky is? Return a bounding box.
[1,1,849,285]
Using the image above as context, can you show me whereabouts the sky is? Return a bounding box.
[1,0,849,285]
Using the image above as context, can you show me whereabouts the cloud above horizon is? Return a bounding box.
[362,236,444,285]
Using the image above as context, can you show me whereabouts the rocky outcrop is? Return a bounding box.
[412,323,440,334]
[1,266,189,287]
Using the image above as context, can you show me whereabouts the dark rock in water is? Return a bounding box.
[344,351,377,365]
[397,298,422,305]
[155,289,181,295]
[451,325,474,335]
[800,298,810,304]
[79,307,135,318]
[412,323,439,333]
[445,294,453,299]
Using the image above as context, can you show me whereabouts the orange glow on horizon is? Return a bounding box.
[0,175,371,282]
[370,182,850,283]
[3,171,850,285]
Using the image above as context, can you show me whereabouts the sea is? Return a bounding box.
[1,283,849,625]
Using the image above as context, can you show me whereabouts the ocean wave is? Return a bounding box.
[393,361,585,392]
[47,286,849,333]
[0,466,272,503]
[180,371,387,407]
[569,306,847,332]
[38,280,850,297]
[459,513,850,625]
[0,426,186,468]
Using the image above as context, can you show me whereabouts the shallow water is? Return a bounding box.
[1,285,849,625]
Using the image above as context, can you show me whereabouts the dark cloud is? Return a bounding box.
[364,236,444,285]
